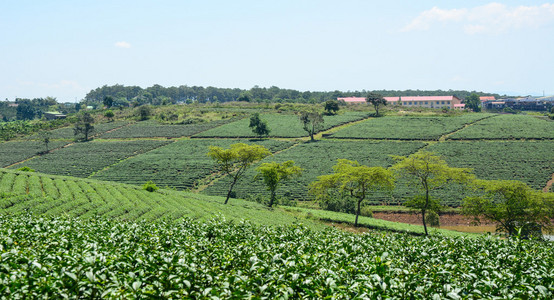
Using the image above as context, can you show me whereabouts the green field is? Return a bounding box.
[99,119,234,139]
[203,140,425,203]
[29,120,129,140]
[9,140,171,178]
[329,113,490,140]
[1,215,551,298]
[194,112,370,138]
[91,139,294,189]
[448,114,554,140]
[0,140,70,167]
[0,168,318,227]
[427,140,554,190]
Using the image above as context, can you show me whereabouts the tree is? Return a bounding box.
[324,100,340,115]
[310,159,395,227]
[365,93,387,116]
[299,110,324,141]
[73,112,95,141]
[392,151,474,235]
[16,100,36,120]
[137,105,152,121]
[462,180,554,237]
[249,113,270,138]
[255,161,302,207]
[104,109,115,122]
[39,130,51,153]
[103,96,114,108]
[208,143,271,204]
[464,93,481,112]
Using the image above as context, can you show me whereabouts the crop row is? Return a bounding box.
[194,112,370,138]
[329,113,490,140]
[91,139,294,189]
[0,169,307,226]
[448,114,554,140]
[29,121,130,140]
[427,140,554,190]
[10,140,171,178]
[0,140,70,168]
[99,118,236,139]
[204,140,426,203]
[0,216,552,298]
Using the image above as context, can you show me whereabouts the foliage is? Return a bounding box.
[331,114,490,140]
[425,209,440,228]
[248,113,270,138]
[299,110,324,141]
[448,114,554,140]
[104,109,115,121]
[0,216,551,298]
[136,105,153,121]
[103,95,114,108]
[462,179,554,237]
[208,143,272,204]
[464,93,481,112]
[324,100,340,115]
[204,140,424,203]
[38,130,51,153]
[142,180,159,192]
[366,92,387,116]
[310,159,395,226]
[73,112,95,141]
[392,151,474,235]
[254,161,302,207]
[16,166,35,172]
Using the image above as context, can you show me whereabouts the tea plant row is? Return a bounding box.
[449,114,554,140]
[0,216,551,298]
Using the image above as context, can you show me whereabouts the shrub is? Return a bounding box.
[16,166,35,172]
[142,181,159,192]
[425,210,440,228]
[360,206,373,218]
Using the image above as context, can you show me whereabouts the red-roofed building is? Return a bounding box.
[480,96,495,102]
[338,95,462,109]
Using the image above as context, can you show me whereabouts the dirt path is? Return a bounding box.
[544,173,554,192]
[372,211,496,227]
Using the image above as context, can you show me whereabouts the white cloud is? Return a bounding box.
[115,41,132,48]
[402,3,554,34]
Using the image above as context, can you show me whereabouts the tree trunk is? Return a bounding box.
[355,199,362,227]
[421,209,428,236]
[268,190,276,207]
[224,179,237,204]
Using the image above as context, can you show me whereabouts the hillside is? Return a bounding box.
[0,168,321,228]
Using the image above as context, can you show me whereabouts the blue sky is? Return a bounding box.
[1,0,553,102]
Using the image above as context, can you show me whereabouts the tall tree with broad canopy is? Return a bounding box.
[324,100,340,115]
[208,143,271,204]
[392,151,474,235]
[249,113,270,138]
[255,160,303,207]
[299,110,324,141]
[365,92,387,116]
[463,180,554,238]
[310,159,395,227]
[73,112,95,141]
[464,93,481,112]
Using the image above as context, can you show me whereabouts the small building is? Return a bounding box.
[43,111,67,120]
[338,95,462,110]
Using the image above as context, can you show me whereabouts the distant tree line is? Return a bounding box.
[83,84,503,107]
[0,97,80,122]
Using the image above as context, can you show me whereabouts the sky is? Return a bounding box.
[1,0,553,102]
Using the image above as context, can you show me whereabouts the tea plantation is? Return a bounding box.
[0,216,552,298]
